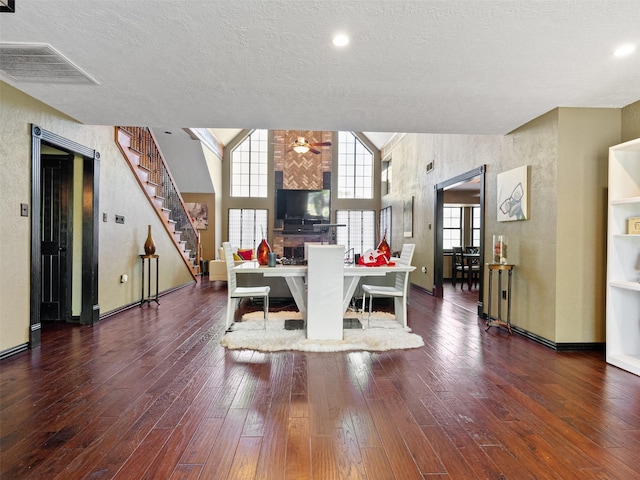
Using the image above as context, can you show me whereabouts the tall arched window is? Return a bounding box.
[231,129,268,197]
[337,131,373,199]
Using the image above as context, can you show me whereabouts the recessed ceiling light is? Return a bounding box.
[332,34,349,47]
[613,43,636,57]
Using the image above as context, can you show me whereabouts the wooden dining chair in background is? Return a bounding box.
[452,246,467,288]
[464,246,481,289]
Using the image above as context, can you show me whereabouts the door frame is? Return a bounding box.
[433,165,485,316]
[30,125,100,348]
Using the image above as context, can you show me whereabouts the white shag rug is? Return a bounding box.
[220,311,425,352]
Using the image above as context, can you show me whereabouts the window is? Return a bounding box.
[471,206,481,247]
[443,206,462,250]
[337,131,373,199]
[379,206,392,247]
[228,209,268,250]
[231,129,268,197]
[336,210,376,255]
[382,158,392,195]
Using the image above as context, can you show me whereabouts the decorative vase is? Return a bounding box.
[493,235,507,264]
[144,225,156,255]
[257,238,271,265]
[377,229,391,260]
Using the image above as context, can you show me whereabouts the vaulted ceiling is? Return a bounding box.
[1,0,638,143]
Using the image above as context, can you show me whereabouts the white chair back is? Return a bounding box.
[306,245,345,340]
[222,242,237,292]
[395,243,415,291]
[398,243,415,265]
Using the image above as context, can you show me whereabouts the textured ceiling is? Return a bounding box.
[1,0,639,139]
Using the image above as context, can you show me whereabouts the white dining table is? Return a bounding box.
[233,260,415,335]
[234,261,308,316]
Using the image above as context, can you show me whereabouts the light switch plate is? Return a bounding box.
[20,203,28,217]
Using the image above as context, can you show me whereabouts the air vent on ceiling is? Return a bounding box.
[0,43,98,85]
[0,0,16,13]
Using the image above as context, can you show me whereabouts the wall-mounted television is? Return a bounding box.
[276,189,331,222]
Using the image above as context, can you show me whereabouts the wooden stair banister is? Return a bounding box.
[115,126,201,279]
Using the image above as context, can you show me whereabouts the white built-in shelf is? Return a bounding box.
[609,280,640,291]
[610,196,640,205]
[607,354,640,377]
[606,137,640,376]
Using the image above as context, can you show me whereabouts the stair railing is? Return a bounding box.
[121,126,201,273]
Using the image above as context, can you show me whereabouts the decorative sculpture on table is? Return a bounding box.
[493,235,507,264]
[256,227,271,265]
[358,249,395,266]
[377,228,391,260]
[144,225,156,255]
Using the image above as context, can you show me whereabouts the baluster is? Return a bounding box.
[117,125,200,273]
[164,167,170,210]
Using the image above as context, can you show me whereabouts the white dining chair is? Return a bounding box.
[361,244,415,328]
[223,242,270,331]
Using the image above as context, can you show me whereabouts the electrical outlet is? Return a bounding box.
[103,213,108,222]
[502,290,507,299]
[115,215,124,224]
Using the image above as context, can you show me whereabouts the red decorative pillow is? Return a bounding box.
[237,248,253,261]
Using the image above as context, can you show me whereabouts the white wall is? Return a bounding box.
[382,107,625,344]
[0,82,194,353]
[555,108,620,343]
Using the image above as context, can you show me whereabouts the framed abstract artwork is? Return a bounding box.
[186,202,209,230]
[403,197,413,237]
[497,166,528,222]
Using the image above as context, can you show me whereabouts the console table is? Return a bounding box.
[485,263,514,334]
[140,254,159,306]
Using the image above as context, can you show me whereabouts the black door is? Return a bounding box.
[40,154,73,321]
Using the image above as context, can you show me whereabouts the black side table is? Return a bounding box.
[140,254,159,306]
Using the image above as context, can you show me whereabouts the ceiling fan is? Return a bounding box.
[291,136,332,154]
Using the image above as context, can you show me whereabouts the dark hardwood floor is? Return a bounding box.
[2,277,640,479]
[441,280,481,313]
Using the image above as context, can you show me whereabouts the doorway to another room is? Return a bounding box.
[433,166,485,316]
[30,125,100,348]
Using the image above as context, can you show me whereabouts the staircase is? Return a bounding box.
[115,126,201,279]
